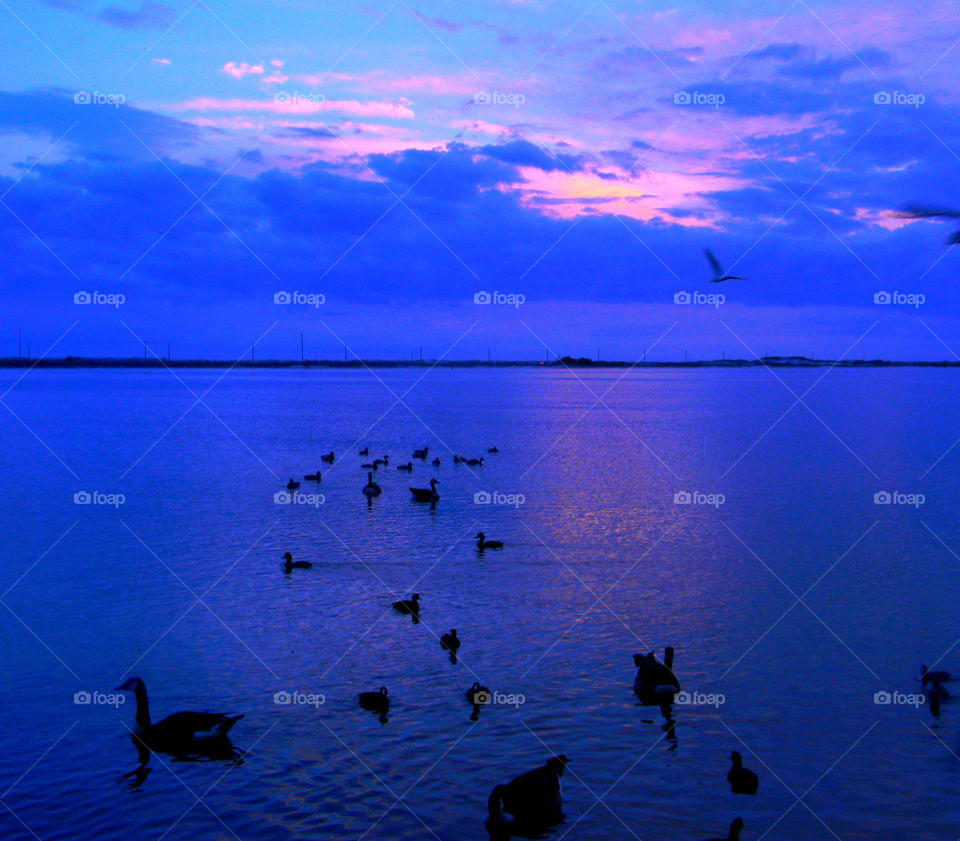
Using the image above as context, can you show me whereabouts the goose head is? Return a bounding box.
[378,686,388,696]
[633,653,644,667]
[476,532,486,541]
[283,552,293,562]
[411,593,421,604]
[547,754,569,776]
[430,478,438,488]
[115,677,145,693]
[731,750,743,767]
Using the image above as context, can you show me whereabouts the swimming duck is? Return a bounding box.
[488,446,499,453]
[432,457,441,466]
[476,532,503,550]
[286,478,300,490]
[392,593,421,615]
[321,451,335,464]
[358,686,389,715]
[283,551,312,570]
[467,682,491,705]
[397,462,413,472]
[413,447,428,459]
[115,677,243,755]
[304,471,321,482]
[494,755,568,831]
[465,457,484,466]
[633,650,680,702]
[362,472,382,498]
[359,447,369,456]
[727,751,758,794]
[704,818,743,841]
[922,665,951,686]
[409,478,439,502]
[441,629,460,652]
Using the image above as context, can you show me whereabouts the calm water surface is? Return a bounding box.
[1,366,959,841]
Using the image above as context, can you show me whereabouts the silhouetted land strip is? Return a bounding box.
[1,355,959,369]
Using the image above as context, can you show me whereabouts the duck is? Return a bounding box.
[392,593,421,615]
[465,457,484,466]
[727,751,758,794]
[409,478,439,502]
[476,532,503,550]
[467,681,491,705]
[359,447,369,456]
[115,677,243,755]
[362,472,381,498]
[358,686,389,715]
[922,665,952,686]
[282,551,312,571]
[494,755,568,832]
[488,446,499,453]
[397,462,413,472]
[633,650,680,701]
[432,457,441,466]
[704,818,743,841]
[441,629,460,652]
[321,451,335,464]
[286,478,300,490]
[304,471,322,482]
[413,447,429,459]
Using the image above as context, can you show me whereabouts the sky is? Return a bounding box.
[2,0,960,361]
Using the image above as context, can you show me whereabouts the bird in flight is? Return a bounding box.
[704,247,743,282]
[896,205,960,244]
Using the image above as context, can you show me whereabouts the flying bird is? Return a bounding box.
[897,205,960,244]
[704,248,742,282]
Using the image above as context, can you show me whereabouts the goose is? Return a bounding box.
[485,785,517,836]
[727,751,758,794]
[362,472,381,498]
[476,532,503,550]
[282,551,312,570]
[409,478,439,502]
[704,818,743,841]
[705,247,743,282]
[488,446,499,453]
[397,462,413,472]
[321,451,335,464]
[633,651,680,695]
[304,471,321,482]
[359,447,369,456]
[115,677,243,755]
[440,629,460,652]
[286,478,300,490]
[922,665,951,686]
[413,447,428,459]
[467,682,491,705]
[465,457,484,466]
[497,755,568,830]
[358,686,389,715]
[432,457,441,466]
[393,593,421,615]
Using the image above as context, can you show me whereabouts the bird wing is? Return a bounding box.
[704,247,724,276]
[153,711,234,738]
[898,204,960,219]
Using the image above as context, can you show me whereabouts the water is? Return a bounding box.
[1,366,959,841]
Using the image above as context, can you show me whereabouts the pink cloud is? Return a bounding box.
[222,61,265,79]
[151,57,171,66]
[173,96,416,118]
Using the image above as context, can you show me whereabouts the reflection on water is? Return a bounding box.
[1,367,960,839]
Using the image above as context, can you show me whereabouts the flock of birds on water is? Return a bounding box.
[109,436,959,840]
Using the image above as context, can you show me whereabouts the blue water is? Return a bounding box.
[1,366,959,841]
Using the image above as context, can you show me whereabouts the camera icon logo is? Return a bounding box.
[74,291,91,304]
[274,91,291,104]
[674,291,691,304]
[873,291,891,304]
[874,91,891,105]
[274,491,292,504]
[274,291,291,304]
[873,690,892,704]
[74,491,92,504]
[74,690,92,704]
[474,291,492,304]
[675,691,692,704]
[474,91,491,104]
[472,689,491,705]
[674,91,691,105]
[673,491,692,504]
[273,691,292,705]
[74,91,91,105]
[474,491,492,504]
[873,491,891,505]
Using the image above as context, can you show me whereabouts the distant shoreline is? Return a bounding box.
[0,355,957,369]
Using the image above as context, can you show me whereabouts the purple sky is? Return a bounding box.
[3,0,960,360]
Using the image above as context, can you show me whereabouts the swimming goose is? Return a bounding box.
[498,755,568,830]
[282,551,312,570]
[922,665,951,686]
[409,478,439,502]
[432,457,441,466]
[488,446,499,453]
[359,447,369,456]
[413,447,428,459]
[476,532,503,550]
[286,478,300,490]
[727,751,758,794]
[321,451,335,464]
[704,818,743,841]
[465,457,484,466]
[467,682,492,705]
[358,686,389,715]
[397,462,413,472]
[393,593,421,615]
[115,677,243,755]
[362,472,381,497]
[441,629,460,652]
[633,650,680,702]
[304,471,321,482]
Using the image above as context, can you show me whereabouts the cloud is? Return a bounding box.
[222,62,265,80]
[174,96,415,119]
[40,0,177,29]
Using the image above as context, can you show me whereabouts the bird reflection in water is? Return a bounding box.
[119,729,244,791]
